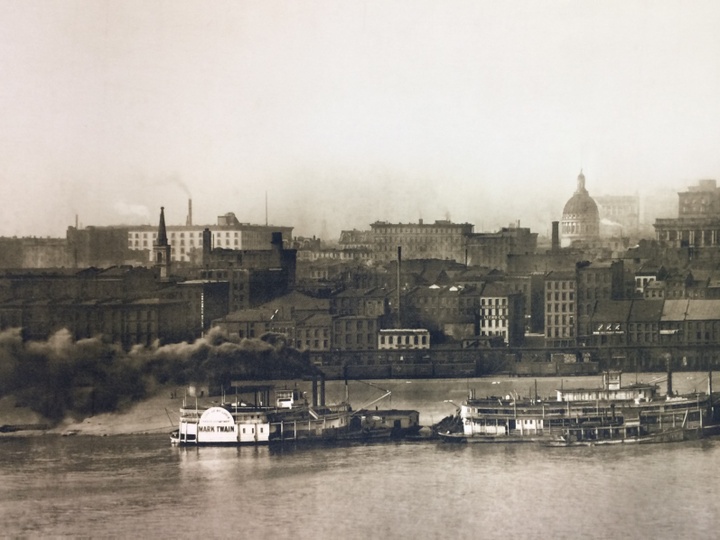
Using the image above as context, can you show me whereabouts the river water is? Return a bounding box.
[2,375,720,539]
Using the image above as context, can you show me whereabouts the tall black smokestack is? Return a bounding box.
[551,221,560,252]
[397,246,402,328]
[186,199,192,226]
[202,228,212,263]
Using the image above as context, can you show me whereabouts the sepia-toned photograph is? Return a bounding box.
[2,1,720,538]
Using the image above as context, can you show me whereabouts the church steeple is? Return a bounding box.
[156,206,168,246]
[153,207,171,279]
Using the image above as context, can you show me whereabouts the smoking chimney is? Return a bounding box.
[186,199,193,226]
[551,221,560,252]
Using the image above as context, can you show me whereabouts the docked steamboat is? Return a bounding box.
[170,380,420,446]
[439,370,720,445]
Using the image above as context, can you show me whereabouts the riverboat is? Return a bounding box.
[170,380,418,446]
[438,370,720,445]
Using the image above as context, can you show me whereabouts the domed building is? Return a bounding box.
[560,170,599,247]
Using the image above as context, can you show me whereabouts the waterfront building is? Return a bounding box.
[659,299,720,346]
[560,170,600,247]
[333,315,381,351]
[627,299,663,346]
[575,260,625,338]
[377,328,430,350]
[478,282,525,346]
[544,271,577,347]
[585,299,632,347]
[402,285,480,334]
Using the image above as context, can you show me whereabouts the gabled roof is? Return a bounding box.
[480,281,513,298]
[333,287,382,299]
[685,300,720,321]
[661,299,689,322]
[591,300,632,322]
[296,313,334,326]
[629,300,664,322]
[259,291,329,312]
[220,309,276,322]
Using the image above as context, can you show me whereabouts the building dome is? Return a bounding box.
[560,170,600,247]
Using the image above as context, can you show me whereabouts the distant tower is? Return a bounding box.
[153,207,172,279]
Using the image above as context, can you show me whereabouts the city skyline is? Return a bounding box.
[2,1,720,239]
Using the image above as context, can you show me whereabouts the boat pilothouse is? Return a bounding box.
[441,369,720,444]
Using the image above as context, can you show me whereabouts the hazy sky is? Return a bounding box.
[2,1,720,239]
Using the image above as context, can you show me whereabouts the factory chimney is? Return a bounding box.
[186,199,193,226]
[551,221,560,252]
[396,246,402,328]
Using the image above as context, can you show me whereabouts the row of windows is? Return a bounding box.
[336,320,377,331]
[547,303,573,313]
[481,298,508,306]
[546,327,575,338]
[129,231,250,239]
[546,281,575,290]
[546,292,575,302]
[296,340,330,349]
[546,315,574,326]
[379,335,428,345]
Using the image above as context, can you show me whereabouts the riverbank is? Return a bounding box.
[2,371,708,438]
[0,389,181,437]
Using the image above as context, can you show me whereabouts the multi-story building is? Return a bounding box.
[370,220,474,263]
[66,226,135,268]
[465,225,538,271]
[338,229,373,250]
[377,328,430,350]
[126,208,293,264]
[333,316,380,351]
[659,299,720,346]
[544,271,576,347]
[330,287,389,318]
[627,299,663,346]
[0,294,194,347]
[595,195,640,237]
[503,273,545,333]
[654,180,720,249]
[201,230,296,307]
[402,285,480,334]
[478,282,525,346]
[575,260,625,338]
[295,314,333,352]
[584,300,632,347]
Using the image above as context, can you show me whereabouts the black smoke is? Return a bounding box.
[0,326,316,423]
